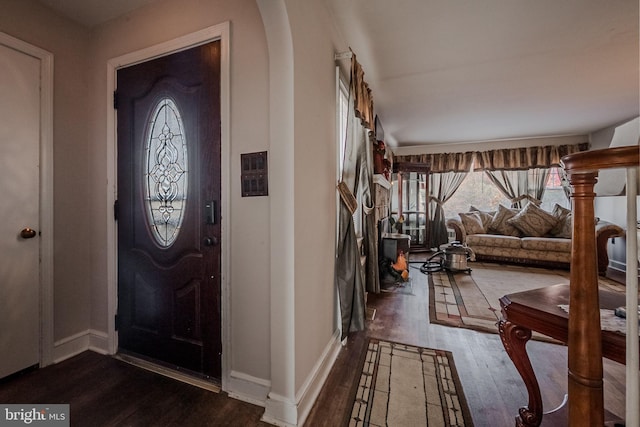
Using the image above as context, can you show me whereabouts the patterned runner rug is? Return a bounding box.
[348,339,473,426]
[427,262,625,339]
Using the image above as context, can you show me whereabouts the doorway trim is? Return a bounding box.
[106,23,231,388]
[0,32,55,369]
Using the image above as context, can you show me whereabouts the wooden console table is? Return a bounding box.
[498,284,634,427]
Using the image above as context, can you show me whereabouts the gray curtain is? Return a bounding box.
[335,86,368,340]
[528,168,550,201]
[335,202,366,340]
[559,166,571,201]
[358,138,380,294]
[428,171,468,248]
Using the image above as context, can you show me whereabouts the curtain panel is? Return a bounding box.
[475,143,589,171]
[527,168,550,201]
[393,151,474,173]
[335,53,380,340]
[428,171,468,248]
[335,90,367,340]
[360,152,381,295]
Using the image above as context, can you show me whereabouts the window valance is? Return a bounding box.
[350,54,375,131]
[474,143,589,171]
[393,151,474,173]
[393,142,589,173]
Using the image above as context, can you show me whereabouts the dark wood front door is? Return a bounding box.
[116,41,221,379]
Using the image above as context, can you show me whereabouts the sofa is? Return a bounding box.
[446,203,624,274]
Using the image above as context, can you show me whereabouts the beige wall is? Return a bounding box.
[256,2,345,422]
[0,0,92,342]
[284,0,342,392]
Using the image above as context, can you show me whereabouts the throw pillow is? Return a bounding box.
[549,203,571,236]
[553,213,572,238]
[458,212,486,235]
[488,204,522,237]
[506,203,559,237]
[469,206,496,230]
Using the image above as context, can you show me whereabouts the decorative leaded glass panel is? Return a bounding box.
[144,98,188,247]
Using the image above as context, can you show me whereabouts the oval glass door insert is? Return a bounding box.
[144,97,188,247]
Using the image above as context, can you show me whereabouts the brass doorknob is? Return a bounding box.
[20,228,37,239]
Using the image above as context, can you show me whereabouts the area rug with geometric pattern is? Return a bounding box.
[348,339,473,426]
[427,262,626,340]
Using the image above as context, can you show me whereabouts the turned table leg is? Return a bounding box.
[498,319,543,427]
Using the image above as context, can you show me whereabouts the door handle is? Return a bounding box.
[20,228,37,239]
[205,201,217,225]
[204,236,218,247]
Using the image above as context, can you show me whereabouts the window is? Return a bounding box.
[443,166,568,218]
[335,68,367,238]
[538,167,568,211]
[390,172,429,245]
[144,97,188,247]
[336,68,350,245]
[443,171,509,217]
[337,75,348,176]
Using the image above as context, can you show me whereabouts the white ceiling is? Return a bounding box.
[38,0,639,148]
[327,0,639,147]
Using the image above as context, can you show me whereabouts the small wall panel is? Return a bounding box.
[241,151,268,197]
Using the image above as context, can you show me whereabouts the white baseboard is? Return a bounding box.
[262,392,297,427]
[609,259,626,274]
[89,329,109,354]
[295,329,342,426]
[609,259,640,279]
[262,329,342,427]
[226,370,271,407]
[52,329,109,363]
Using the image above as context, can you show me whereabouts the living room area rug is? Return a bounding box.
[348,339,473,427]
[427,262,626,338]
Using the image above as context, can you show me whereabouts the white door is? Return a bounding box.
[0,42,41,378]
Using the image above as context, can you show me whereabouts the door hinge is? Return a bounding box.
[114,314,119,331]
[113,90,119,109]
[114,199,119,221]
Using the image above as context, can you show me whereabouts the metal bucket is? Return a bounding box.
[420,242,475,274]
[442,244,475,272]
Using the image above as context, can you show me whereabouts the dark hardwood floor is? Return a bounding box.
[0,351,270,426]
[0,262,626,426]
